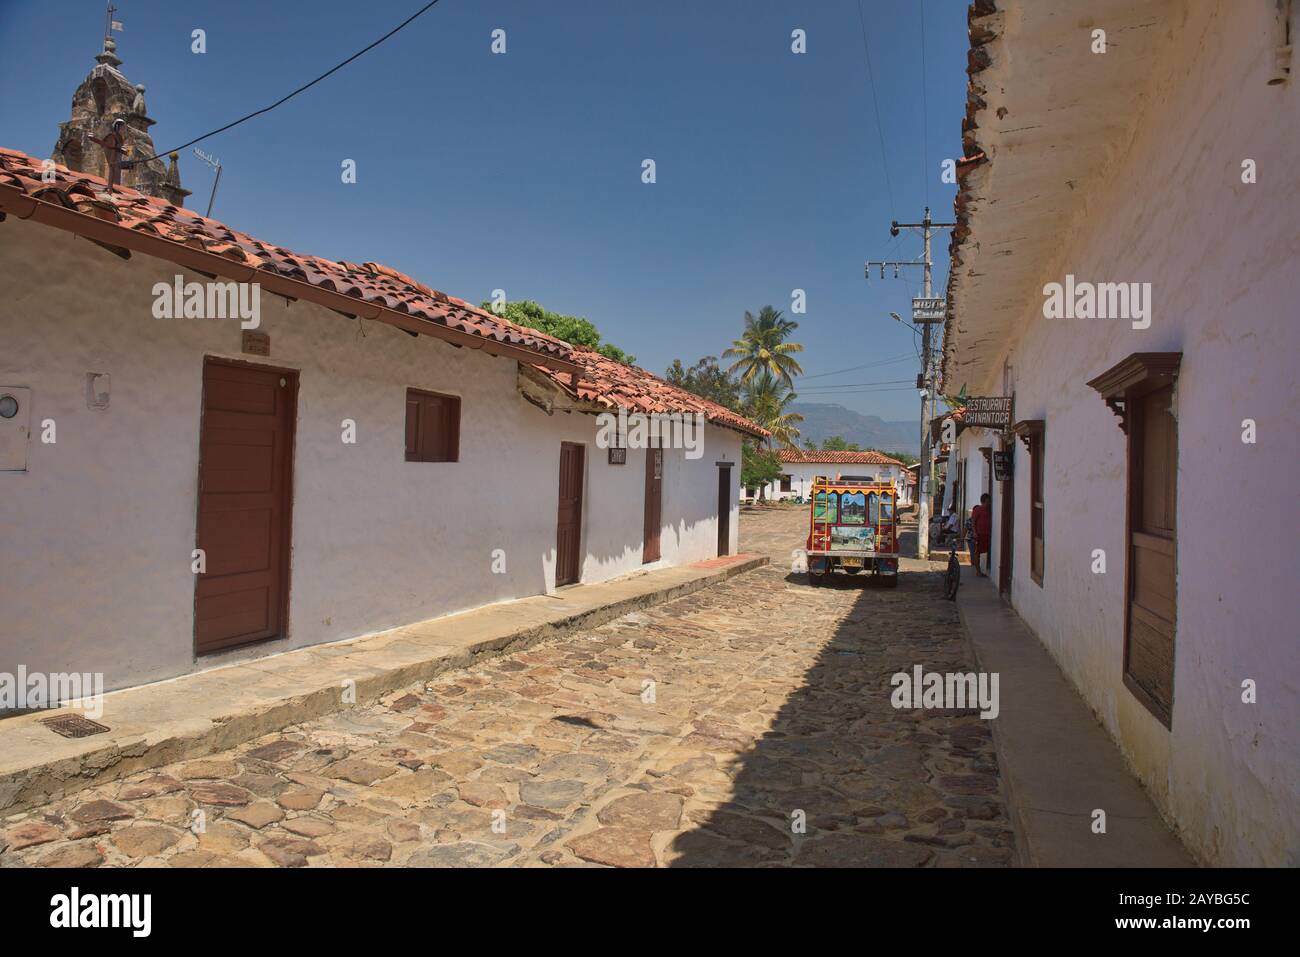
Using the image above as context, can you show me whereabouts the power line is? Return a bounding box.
[796,378,915,392]
[792,386,918,396]
[798,353,916,380]
[126,0,443,170]
[920,0,929,207]
[855,0,896,222]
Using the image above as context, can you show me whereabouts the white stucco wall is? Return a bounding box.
[0,220,740,694]
[942,429,993,522]
[958,3,1300,865]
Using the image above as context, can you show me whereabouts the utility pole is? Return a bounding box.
[867,205,954,561]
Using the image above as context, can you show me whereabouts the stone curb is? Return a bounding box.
[0,555,769,816]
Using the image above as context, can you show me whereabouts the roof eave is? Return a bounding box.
[0,184,582,377]
[527,362,770,441]
[940,0,1183,391]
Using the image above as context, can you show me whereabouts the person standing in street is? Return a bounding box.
[970,493,992,576]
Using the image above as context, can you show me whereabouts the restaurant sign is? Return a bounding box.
[963,395,1014,429]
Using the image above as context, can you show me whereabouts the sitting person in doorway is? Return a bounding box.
[970,493,992,576]
[942,509,961,544]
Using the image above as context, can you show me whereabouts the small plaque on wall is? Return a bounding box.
[608,446,627,465]
[993,450,1014,481]
[242,331,270,356]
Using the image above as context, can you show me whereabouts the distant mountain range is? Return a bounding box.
[789,403,920,457]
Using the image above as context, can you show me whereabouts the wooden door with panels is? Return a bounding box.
[643,442,663,563]
[556,442,585,586]
[717,466,731,557]
[1088,352,1181,727]
[194,358,297,655]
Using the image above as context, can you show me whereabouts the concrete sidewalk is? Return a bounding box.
[956,576,1193,867]
[0,553,767,816]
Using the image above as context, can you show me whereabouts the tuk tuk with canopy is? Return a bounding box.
[804,476,899,586]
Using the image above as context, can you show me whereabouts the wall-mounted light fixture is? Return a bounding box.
[1270,0,1293,85]
[86,372,111,410]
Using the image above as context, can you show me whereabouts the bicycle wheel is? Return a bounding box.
[944,559,961,600]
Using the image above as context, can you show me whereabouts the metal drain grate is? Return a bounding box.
[40,714,110,738]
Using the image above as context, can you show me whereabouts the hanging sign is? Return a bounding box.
[964,396,1014,429]
[911,297,946,323]
[993,449,1014,481]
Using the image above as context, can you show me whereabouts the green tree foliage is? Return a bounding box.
[664,356,742,412]
[485,299,634,364]
[742,441,783,497]
[723,306,805,387]
[811,435,916,464]
[742,371,803,449]
[880,449,919,466]
[820,435,860,451]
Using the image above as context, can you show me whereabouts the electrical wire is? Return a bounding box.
[799,353,916,380]
[796,378,915,393]
[920,0,929,208]
[790,386,919,396]
[126,0,444,169]
[855,0,896,223]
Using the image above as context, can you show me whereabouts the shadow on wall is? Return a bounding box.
[666,564,1015,867]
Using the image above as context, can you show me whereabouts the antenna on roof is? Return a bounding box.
[192,147,223,218]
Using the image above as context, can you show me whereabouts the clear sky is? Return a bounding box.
[0,0,968,422]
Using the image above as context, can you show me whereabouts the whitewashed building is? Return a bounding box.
[0,146,766,696]
[940,0,1299,865]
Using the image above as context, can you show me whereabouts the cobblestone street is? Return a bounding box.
[1,507,1014,868]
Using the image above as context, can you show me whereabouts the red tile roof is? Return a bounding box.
[1,145,769,437]
[533,346,770,439]
[778,449,905,466]
[0,146,573,363]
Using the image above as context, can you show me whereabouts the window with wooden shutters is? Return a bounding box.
[404,388,460,462]
[1030,433,1045,584]
[1014,419,1046,586]
[1087,353,1181,728]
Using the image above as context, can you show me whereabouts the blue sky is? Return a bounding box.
[0,0,968,422]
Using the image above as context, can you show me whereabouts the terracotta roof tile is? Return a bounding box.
[532,347,769,439]
[777,449,906,466]
[0,146,572,362]
[1,145,773,435]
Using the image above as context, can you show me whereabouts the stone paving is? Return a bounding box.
[0,507,1013,868]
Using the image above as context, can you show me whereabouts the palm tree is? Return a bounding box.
[723,306,805,387]
[743,371,804,449]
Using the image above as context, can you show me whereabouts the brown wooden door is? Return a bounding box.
[643,445,663,563]
[998,439,1014,597]
[556,442,584,586]
[1125,384,1177,725]
[717,466,731,557]
[194,359,297,655]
